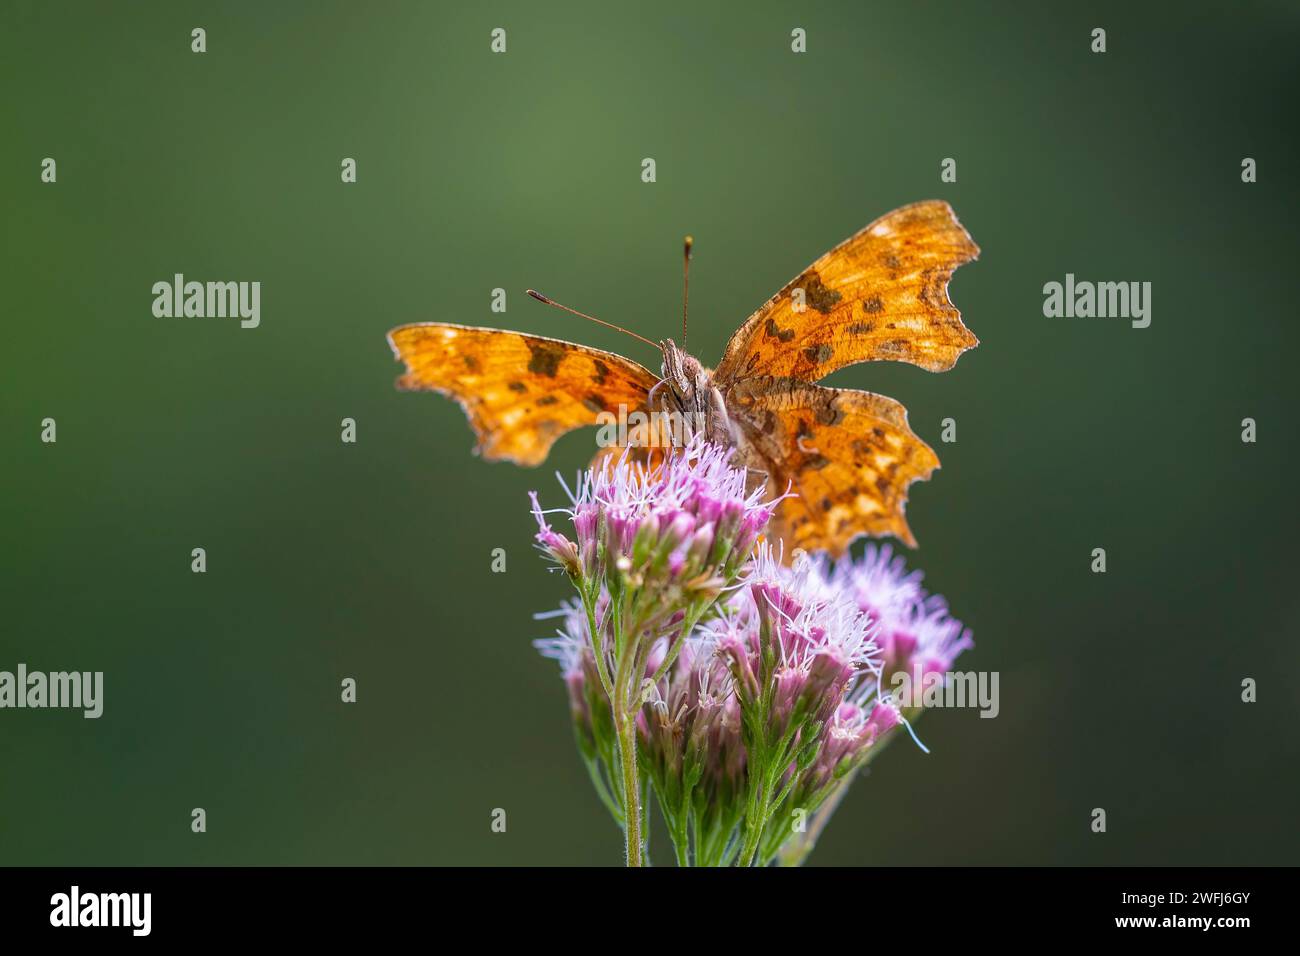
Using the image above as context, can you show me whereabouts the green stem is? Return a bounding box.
[581,589,613,697]
[609,619,646,868]
[614,706,643,867]
[582,753,623,824]
[648,603,704,685]
[673,818,691,867]
[738,804,766,866]
[737,751,769,866]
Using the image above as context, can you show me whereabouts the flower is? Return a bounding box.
[531,439,974,866]
[802,693,902,794]
[721,545,883,734]
[529,435,779,624]
[822,544,973,696]
[638,629,748,848]
[896,598,974,680]
[534,601,591,717]
[534,599,604,758]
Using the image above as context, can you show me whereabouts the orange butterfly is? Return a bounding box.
[388,200,979,555]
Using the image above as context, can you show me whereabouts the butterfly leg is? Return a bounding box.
[705,386,732,448]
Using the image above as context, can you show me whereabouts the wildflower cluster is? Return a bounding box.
[531,438,778,865]
[531,437,972,866]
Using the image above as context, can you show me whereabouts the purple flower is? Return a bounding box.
[534,462,974,866]
[820,544,973,696]
[802,695,903,794]
[826,542,925,617]
[718,545,883,733]
[530,436,777,607]
[534,599,602,750]
[639,630,746,788]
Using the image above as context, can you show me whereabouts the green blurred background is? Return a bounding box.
[3,1,1298,866]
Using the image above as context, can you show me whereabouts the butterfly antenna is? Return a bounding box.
[525,290,658,349]
[682,235,694,346]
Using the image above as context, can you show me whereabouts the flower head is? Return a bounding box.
[531,439,974,866]
[802,693,902,794]
[531,435,779,628]
[822,544,973,691]
[534,599,606,755]
[638,629,747,804]
[717,544,883,732]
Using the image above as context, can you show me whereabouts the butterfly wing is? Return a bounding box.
[727,379,938,555]
[388,323,660,466]
[713,201,979,551]
[714,200,979,383]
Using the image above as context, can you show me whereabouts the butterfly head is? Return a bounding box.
[658,338,733,448]
[657,338,705,409]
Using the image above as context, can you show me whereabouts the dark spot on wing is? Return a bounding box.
[764,318,795,343]
[463,354,480,371]
[537,395,559,406]
[526,340,565,377]
[803,343,834,365]
[799,271,843,315]
[862,295,884,314]
[582,394,607,414]
[508,381,528,393]
[592,360,609,385]
[815,400,844,426]
[917,267,949,308]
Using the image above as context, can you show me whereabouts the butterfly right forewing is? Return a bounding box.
[715,200,980,384]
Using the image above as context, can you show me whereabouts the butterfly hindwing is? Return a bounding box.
[715,200,979,384]
[388,323,660,466]
[727,378,939,555]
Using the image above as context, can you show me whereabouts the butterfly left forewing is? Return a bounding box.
[727,379,939,555]
[388,323,659,466]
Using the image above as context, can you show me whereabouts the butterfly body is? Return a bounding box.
[650,338,734,447]
[389,200,980,556]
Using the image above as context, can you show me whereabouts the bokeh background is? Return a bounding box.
[3,1,1298,866]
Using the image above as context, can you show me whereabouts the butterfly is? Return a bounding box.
[388,200,979,555]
